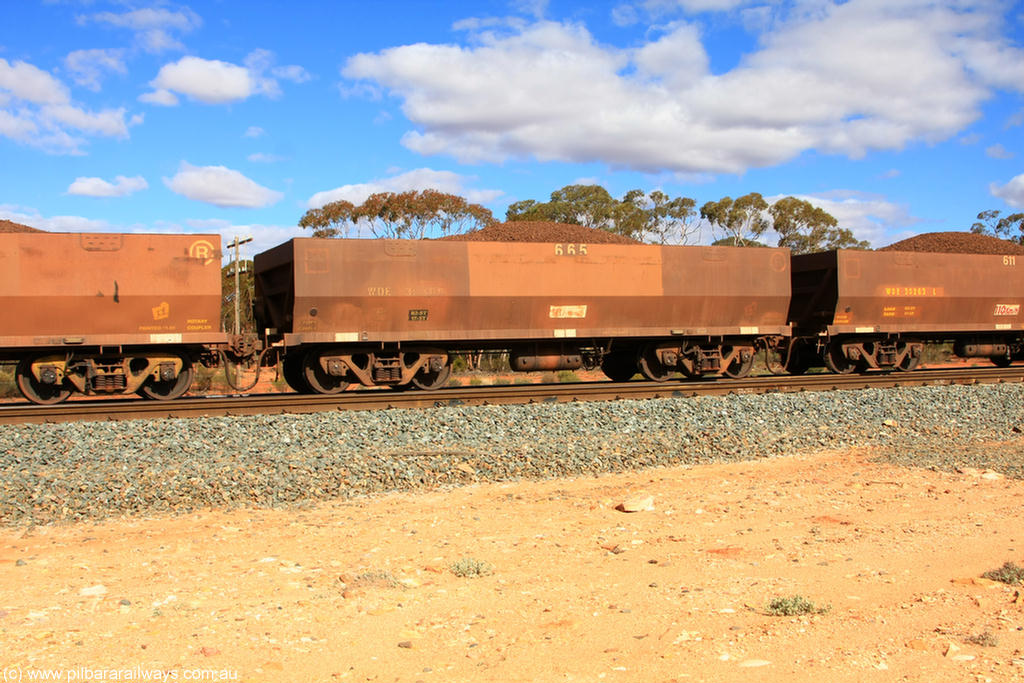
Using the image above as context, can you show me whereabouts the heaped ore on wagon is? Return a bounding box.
[252,238,792,393]
[0,232,225,404]
[786,249,1024,374]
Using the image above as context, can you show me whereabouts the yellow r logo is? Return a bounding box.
[189,239,217,266]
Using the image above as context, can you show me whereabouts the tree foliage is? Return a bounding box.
[699,193,770,247]
[711,236,767,247]
[769,196,869,254]
[299,189,496,239]
[506,185,620,231]
[221,260,255,334]
[622,189,699,244]
[971,209,1024,244]
[506,184,699,244]
[701,193,869,253]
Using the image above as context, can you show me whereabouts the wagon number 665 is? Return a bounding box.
[555,243,588,256]
[1004,256,1017,266]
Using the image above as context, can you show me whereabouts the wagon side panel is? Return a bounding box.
[0,233,224,349]
[828,250,1024,334]
[276,238,790,344]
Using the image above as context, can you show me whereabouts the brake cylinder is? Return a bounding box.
[509,346,583,372]
[954,342,1008,358]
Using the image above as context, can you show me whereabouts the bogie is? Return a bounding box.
[14,350,197,404]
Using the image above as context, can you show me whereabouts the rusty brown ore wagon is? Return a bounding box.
[787,249,1024,373]
[253,238,792,392]
[0,232,226,403]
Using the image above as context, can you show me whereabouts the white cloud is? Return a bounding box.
[0,204,296,259]
[247,152,285,163]
[0,57,137,153]
[512,0,549,19]
[452,16,527,33]
[67,175,148,198]
[0,203,118,232]
[663,0,750,13]
[768,191,921,247]
[82,7,202,53]
[86,7,201,32]
[0,58,68,104]
[223,222,301,257]
[138,88,179,106]
[44,103,132,136]
[611,4,640,27]
[342,3,1024,175]
[65,48,126,91]
[164,162,283,208]
[272,64,312,83]
[143,51,309,105]
[991,174,1024,208]
[307,168,503,208]
[0,110,39,140]
[986,143,1014,160]
[244,126,265,138]
[634,21,707,88]
[185,218,300,257]
[148,56,254,104]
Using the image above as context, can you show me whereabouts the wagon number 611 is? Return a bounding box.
[555,243,588,256]
[1004,256,1017,266]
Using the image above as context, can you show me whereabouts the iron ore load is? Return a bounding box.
[2,225,1024,404]
[252,238,792,392]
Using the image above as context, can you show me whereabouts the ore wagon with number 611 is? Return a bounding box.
[784,249,1024,373]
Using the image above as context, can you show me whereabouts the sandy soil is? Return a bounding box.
[2,449,1023,682]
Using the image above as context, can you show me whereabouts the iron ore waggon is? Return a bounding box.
[5,230,1024,405]
[786,249,1024,373]
[0,232,228,403]
[253,238,793,393]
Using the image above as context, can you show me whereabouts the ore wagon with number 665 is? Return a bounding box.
[252,237,793,393]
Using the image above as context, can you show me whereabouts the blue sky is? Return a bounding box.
[1,0,1023,258]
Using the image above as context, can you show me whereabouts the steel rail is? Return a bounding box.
[2,366,1023,425]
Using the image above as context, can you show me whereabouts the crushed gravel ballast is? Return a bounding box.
[2,382,1023,526]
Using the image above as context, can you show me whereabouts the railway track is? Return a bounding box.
[2,366,1023,425]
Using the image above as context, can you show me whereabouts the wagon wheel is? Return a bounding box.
[721,347,754,379]
[895,342,921,372]
[601,351,637,382]
[282,352,313,393]
[822,342,856,375]
[302,351,349,394]
[990,354,1013,368]
[411,361,452,390]
[638,345,675,382]
[139,355,195,400]
[16,356,72,405]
